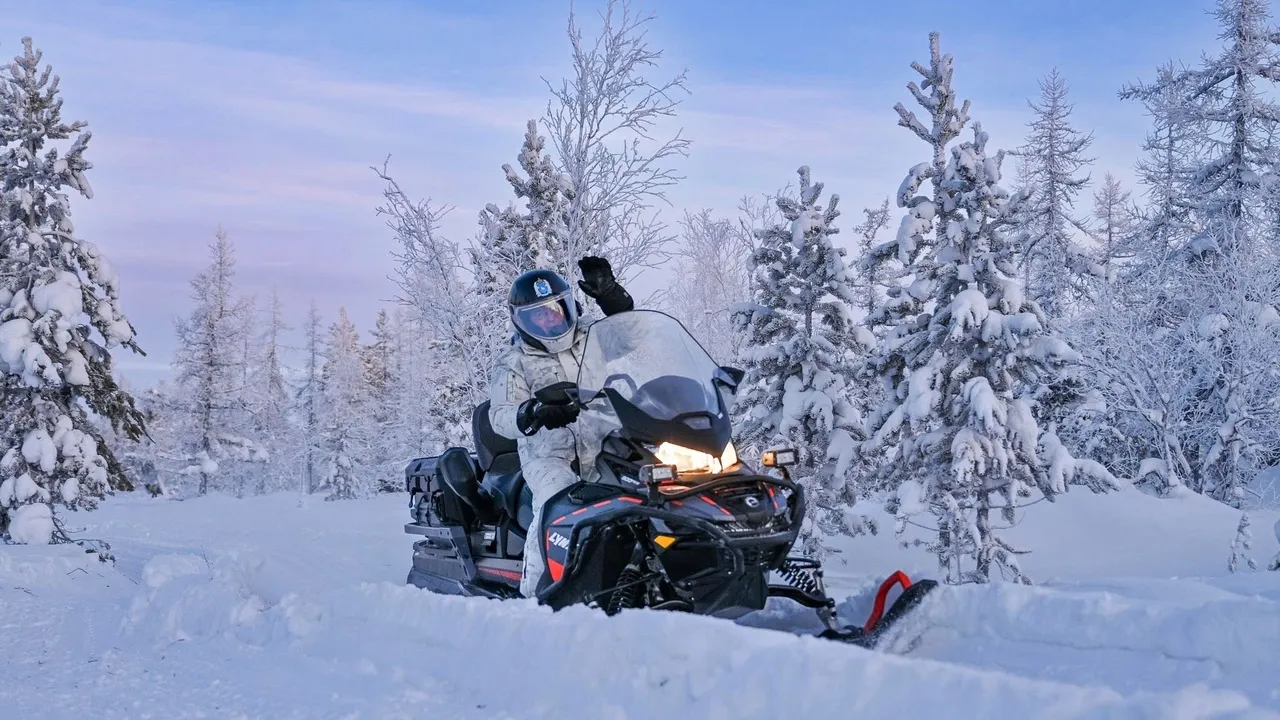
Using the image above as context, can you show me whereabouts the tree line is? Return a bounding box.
[2,0,1277,577]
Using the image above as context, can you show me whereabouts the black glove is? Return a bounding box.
[578,256,618,299]
[577,256,634,316]
[515,398,581,436]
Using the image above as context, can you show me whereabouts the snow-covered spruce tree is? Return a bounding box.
[1272,518,1280,571]
[466,120,577,391]
[500,119,572,276]
[1011,68,1100,319]
[118,382,182,498]
[851,198,893,326]
[1029,177,1140,472]
[731,166,876,558]
[362,308,402,493]
[295,300,324,494]
[543,0,690,289]
[170,228,264,496]
[1228,511,1259,572]
[732,189,787,304]
[473,120,571,291]
[1025,172,1141,485]
[317,308,372,501]
[863,33,1116,585]
[243,288,292,495]
[1091,173,1137,276]
[0,38,146,543]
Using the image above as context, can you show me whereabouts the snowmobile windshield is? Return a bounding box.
[576,310,721,425]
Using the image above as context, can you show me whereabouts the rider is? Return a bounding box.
[487,256,634,598]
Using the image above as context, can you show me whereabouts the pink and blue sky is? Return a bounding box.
[0,0,1219,386]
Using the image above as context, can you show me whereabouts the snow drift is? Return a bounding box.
[0,491,1277,719]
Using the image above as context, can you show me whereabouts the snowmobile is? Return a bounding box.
[402,309,936,649]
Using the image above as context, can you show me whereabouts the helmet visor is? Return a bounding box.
[513,292,576,342]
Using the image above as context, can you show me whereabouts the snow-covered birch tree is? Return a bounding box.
[372,161,492,458]
[1064,63,1204,489]
[663,209,751,364]
[863,33,1116,585]
[1119,0,1280,258]
[1110,0,1280,504]
[542,0,691,288]
[732,166,876,557]
[0,37,147,543]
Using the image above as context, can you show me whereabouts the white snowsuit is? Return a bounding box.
[487,327,593,597]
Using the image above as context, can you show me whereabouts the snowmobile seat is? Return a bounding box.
[481,470,534,531]
[470,403,534,530]
[436,446,498,524]
[472,401,521,477]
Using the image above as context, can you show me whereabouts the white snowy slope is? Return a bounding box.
[1,487,1278,720]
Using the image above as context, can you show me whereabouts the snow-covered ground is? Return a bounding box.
[2,483,1278,719]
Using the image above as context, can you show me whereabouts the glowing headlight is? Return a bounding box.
[654,441,738,474]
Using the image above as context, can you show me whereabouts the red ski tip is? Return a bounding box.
[863,570,913,632]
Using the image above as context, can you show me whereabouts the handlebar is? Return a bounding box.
[534,372,639,408]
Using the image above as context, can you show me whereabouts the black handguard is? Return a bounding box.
[516,398,542,436]
[516,398,580,436]
[578,256,634,316]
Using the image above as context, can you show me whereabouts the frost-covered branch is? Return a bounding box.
[542,0,691,286]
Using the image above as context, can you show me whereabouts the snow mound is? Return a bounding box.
[113,562,1273,719]
[124,553,274,645]
[4,492,1279,718]
[0,543,107,588]
[915,580,1280,673]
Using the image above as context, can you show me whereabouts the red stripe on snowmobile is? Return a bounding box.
[592,500,613,508]
[547,558,565,582]
[617,496,643,504]
[701,497,732,512]
[552,515,568,525]
[478,567,522,581]
[864,571,912,632]
[571,508,588,516]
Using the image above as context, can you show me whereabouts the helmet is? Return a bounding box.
[508,269,578,353]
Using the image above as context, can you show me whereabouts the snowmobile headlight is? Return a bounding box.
[654,442,738,475]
